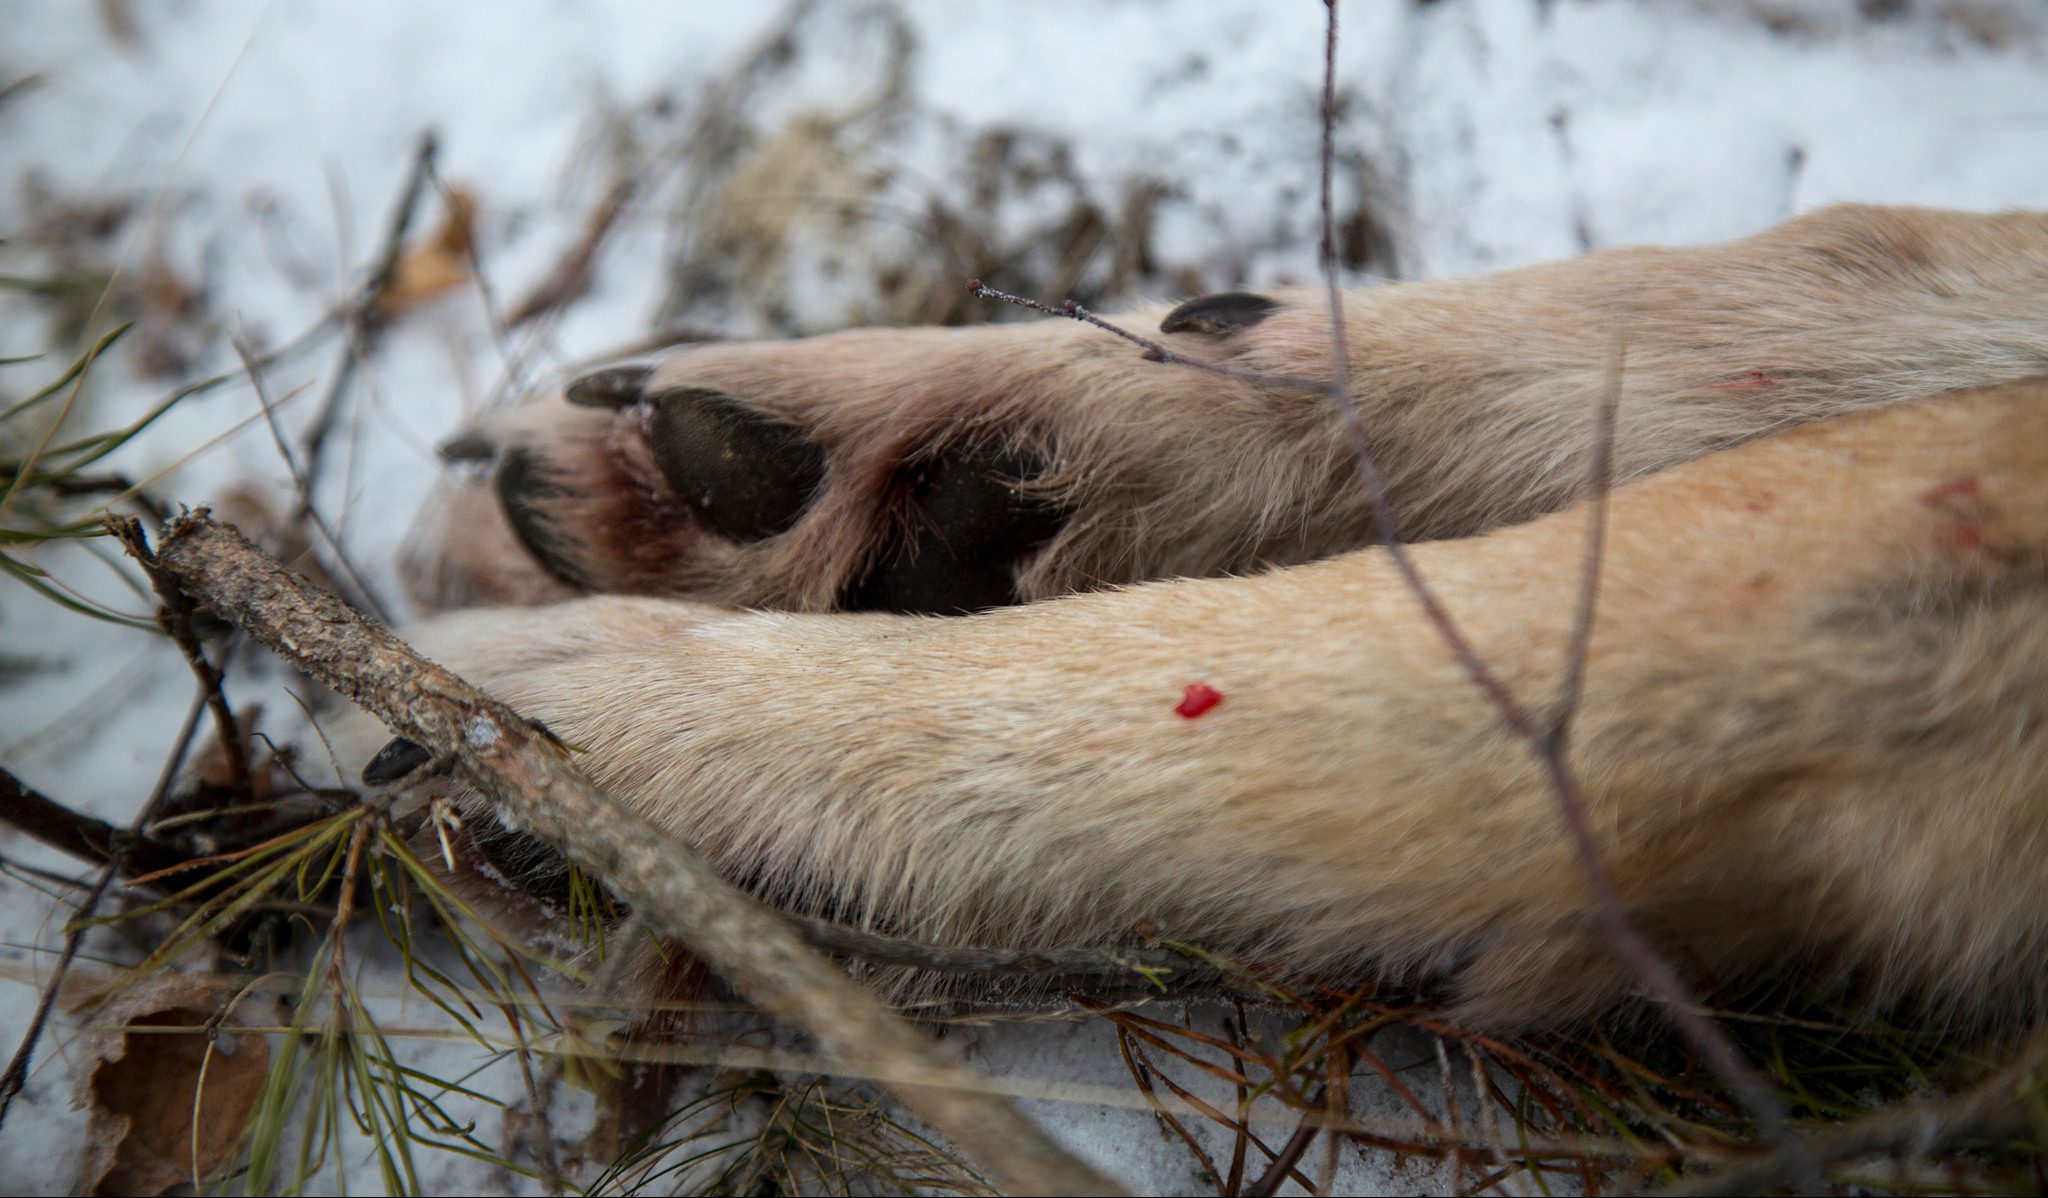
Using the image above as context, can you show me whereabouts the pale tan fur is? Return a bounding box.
[375,206,2048,1029]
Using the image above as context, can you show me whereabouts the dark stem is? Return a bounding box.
[0,691,204,1127]
[1245,1085,1326,1198]
[297,130,439,510]
[0,766,186,878]
[115,518,251,800]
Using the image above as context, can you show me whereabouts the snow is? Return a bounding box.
[3,0,2046,1193]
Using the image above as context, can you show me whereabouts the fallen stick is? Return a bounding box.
[141,510,1124,1198]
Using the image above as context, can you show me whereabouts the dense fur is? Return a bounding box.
[374,205,2048,1029]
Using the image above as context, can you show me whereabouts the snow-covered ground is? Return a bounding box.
[3,1,2047,1193]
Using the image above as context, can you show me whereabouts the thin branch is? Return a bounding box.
[1653,1041,2047,1197]
[0,766,186,879]
[298,131,439,509]
[976,1,1792,1151]
[0,688,205,1127]
[1245,1085,1325,1198]
[143,511,1124,1198]
[968,280,1326,393]
[1549,336,1623,746]
[1318,0,1792,1148]
[507,174,635,328]
[789,913,1217,985]
[113,519,250,798]
[230,330,391,621]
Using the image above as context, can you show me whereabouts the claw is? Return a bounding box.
[363,737,433,786]
[564,364,655,410]
[1159,291,1281,336]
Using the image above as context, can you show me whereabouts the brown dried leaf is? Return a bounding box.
[376,185,478,317]
[72,972,271,1196]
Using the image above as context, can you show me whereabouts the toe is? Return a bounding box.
[494,447,594,590]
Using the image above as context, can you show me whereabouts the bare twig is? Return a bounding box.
[112,518,251,797]
[0,688,205,1127]
[967,281,1327,394]
[790,912,1216,985]
[508,175,635,328]
[1319,0,1790,1148]
[1244,1085,1325,1198]
[1549,336,1623,745]
[1653,1041,2047,1196]
[230,331,390,620]
[976,1,1790,1151]
[144,511,1123,1197]
[298,131,439,508]
[0,766,185,879]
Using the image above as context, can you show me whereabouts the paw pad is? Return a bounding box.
[847,444,1067,614]
[649,386,828,544]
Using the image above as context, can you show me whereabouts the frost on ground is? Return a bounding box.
[2,1,2046,1194]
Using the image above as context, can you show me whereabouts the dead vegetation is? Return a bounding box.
[3,1,2048,1195]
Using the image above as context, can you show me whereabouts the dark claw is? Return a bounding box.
[437,430,497,463]
[495,448,592,590]
[1158,291,1281,337]
[846,444,1068,615]
[363,737,432,786]
[649,387,826,544]
[565,364,655,410]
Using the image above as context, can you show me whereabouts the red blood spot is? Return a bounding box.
[1707,371,1778,391]
[1175,683,1223,719]
[1918,476,1983,507]
[1744,491,1777,513]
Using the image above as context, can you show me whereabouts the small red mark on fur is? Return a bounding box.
[1707,371,1778,391]
[1744,491,1777,513]
[1175,683,1223,719]
[1918,476,1982,507]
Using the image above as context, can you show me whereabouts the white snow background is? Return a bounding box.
[2,0,2047,1193]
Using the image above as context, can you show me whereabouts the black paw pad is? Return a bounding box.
[495,448,592,590]
[649,387,827,544]
[565,365,654,410]
[847,444,1068,615]
[1159,291,1281,336]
